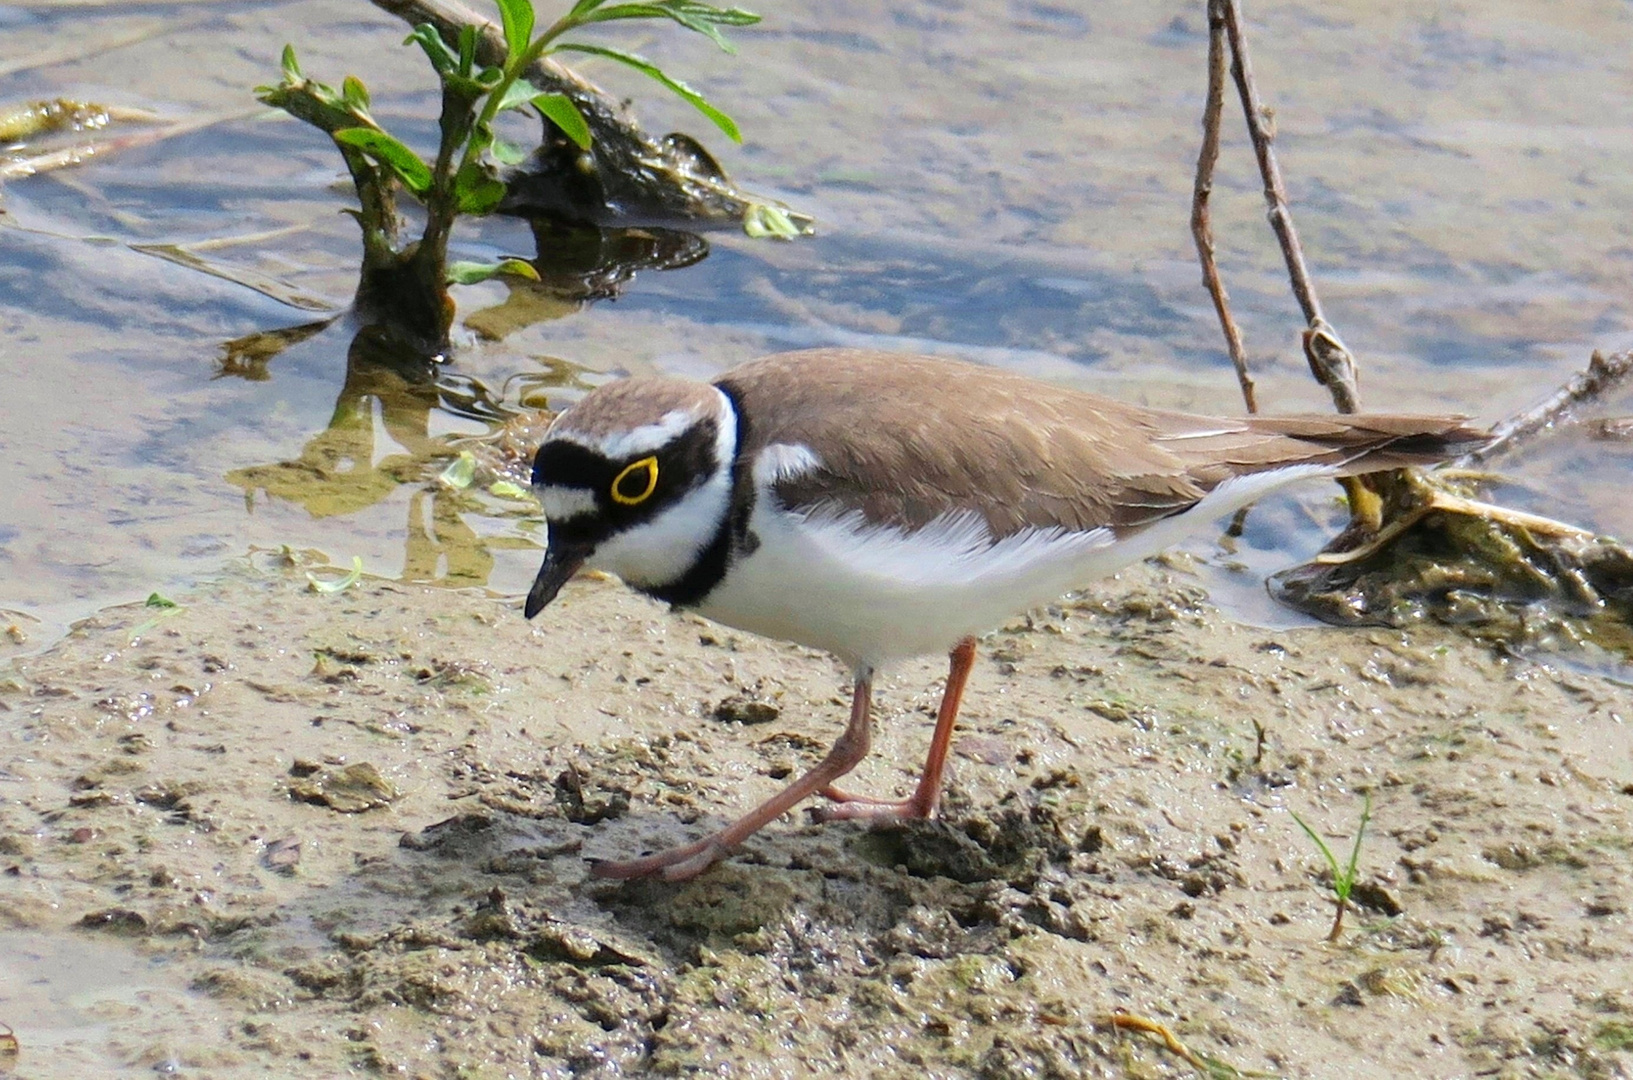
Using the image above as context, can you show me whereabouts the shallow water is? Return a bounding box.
[0,932,222,1075]
[3,0,1631,657]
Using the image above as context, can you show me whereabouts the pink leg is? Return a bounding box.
[813,636,977,824]
[590,669,877,882]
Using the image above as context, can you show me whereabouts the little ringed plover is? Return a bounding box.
[525,347,1486,881]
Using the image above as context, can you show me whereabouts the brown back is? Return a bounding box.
[718,349,1486,539]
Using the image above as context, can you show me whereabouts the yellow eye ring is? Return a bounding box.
[610,456,659,505]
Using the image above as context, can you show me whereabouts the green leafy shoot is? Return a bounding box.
[496,0,535,57]
[575,1,761,53]
[552,42,741,142]
[1290,791,1372,942]
[129,592,185,643]
[262,0,770,348]
[379,0,758,244]
[405,24,459,74]
[340,76,372,114]
[275,0,755,221]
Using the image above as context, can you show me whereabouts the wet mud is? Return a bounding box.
[3,554,1632,1077]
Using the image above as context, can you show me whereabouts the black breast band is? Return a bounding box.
[641,382,753,608]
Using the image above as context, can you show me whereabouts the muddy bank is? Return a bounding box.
[2,553,1632,1078]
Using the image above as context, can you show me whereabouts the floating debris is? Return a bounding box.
[438,451,478,490]
[0,99,111,143]
[306,556,364,595]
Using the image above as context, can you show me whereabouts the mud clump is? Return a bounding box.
[287,761,399,812]
[553,767,630,825]
[713,692,781,725]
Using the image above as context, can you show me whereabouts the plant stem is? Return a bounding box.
[1325,897,1346,942]
[455,12,582,183]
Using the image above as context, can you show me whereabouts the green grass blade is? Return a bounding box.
[1341,793,1372,892]
[553,42,742,142]
[1288,809,1342,880]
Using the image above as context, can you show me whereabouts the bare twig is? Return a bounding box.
[1218,0,1361,414]
[1460,349,1633,466]
[1191,0,1256,414]
[1300,317,1361,414]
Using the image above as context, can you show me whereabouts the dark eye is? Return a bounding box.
[610,456,659,505]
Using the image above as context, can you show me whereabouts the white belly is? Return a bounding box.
[693,465,1332,668]
[695,500,1117,667]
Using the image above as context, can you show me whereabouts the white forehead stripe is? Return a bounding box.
[752,442,822,486]
[537,484,598,521]
[550,406,700,460]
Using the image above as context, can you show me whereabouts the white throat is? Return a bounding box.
[585,388,738,590]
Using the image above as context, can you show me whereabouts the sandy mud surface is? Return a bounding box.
[3,553,1632,1078]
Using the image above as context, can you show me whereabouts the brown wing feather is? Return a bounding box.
[718,349,1486,540]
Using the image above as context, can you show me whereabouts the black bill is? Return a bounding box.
[524,543,592,618]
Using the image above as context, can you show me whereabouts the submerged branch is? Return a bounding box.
[369,0,812,233]
[1461,349,1633,466]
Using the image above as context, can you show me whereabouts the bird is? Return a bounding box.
[523,347,1485,881]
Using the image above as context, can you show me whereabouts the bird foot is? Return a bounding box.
[809,792,934,824]
[588,836,730,882]
[816,782,897,806]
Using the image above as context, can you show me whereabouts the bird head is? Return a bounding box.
[526,377,737,617]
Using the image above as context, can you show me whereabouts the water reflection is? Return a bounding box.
[464,222,709,341]
[223,323,449,521]
[215,222,707,590]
